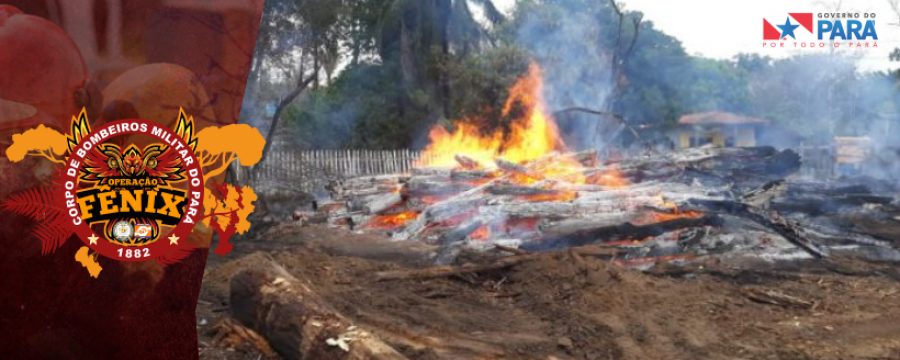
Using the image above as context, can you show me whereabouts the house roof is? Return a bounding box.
[677,112,769,126]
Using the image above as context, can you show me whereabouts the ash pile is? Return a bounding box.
[315,146,900,267]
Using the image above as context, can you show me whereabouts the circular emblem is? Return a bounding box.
[113,221,134,242]
[58,117,204,262]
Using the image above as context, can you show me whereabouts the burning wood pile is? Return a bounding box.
[325,146,807,257]
[314,63,900,266]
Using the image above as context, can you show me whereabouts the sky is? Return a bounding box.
[491,0,900,72]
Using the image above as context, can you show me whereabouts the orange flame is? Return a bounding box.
[508,172,542,185]
[416,62,627,189]
[367,211,419,229]
[420,195,451,205]
[647,210,704,223]
[418,63,566,168]
[524,190,578,202]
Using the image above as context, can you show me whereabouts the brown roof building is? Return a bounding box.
[671,111,769,149]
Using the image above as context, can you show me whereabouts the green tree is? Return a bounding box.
[279,0,512,150]
[252,0,347,176]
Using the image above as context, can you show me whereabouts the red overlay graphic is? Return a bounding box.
[0,1,265,359]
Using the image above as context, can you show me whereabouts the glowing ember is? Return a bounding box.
[418,62,567,168]
[634,196,704,225]
[587,166,629,188]
[367,211,419,228]
[658,198,704,220]
[420,195,452,205]
[646,210,704,223]
[427,211,478,228]
[470,225,490,240]
[524,190,578,203]
[503,218,541,234]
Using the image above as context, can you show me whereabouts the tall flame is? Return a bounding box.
[418,63,566,167]
[416,61,628,189]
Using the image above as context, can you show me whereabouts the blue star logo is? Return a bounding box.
[777,17,799,39]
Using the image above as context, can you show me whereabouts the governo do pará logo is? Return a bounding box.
[763,12,879,49]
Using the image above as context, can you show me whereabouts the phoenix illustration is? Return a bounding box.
[66,110,198,185]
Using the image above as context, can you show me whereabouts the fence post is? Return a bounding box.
[344,149,351,177]
[404,149,410,173]
[364,149,370,175]
[288,150,294,182]
[390,150,397,174]
[390,150,394,173]
[353,149,359,176]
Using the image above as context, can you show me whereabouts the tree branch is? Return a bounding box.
[253,67,320,177]
[27,149,66,165]
[205,153,239,180]
[622,14,643,65]
[608,0,624,66]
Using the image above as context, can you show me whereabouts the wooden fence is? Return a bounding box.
[232,149,437,194]
[232,146,844,194]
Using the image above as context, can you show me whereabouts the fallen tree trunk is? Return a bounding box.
[611,146,800,180]
[527,215,724,250]
[405,180,474,196]
[450,169,498,182]
[230,253,410,360]
[485,184,571,197]
[363,192,404,214]
[539,212,643,235]
[687,199,829,258]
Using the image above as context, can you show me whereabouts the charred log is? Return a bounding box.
[485,184,571,197]
[687,199,829,259]
[527,215,724,251]
[450,169,499,182]
[230,253,410,360]
[454,154,481,170]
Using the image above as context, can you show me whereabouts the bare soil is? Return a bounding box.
[197,224,900,360]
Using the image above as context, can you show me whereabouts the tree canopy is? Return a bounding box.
[245,0,900,151]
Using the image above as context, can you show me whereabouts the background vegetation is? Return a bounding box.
[241,0,900,154]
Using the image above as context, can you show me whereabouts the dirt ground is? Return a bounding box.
[197,224,900,360]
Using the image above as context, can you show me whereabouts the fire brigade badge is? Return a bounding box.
[2,104,266,272]
[58,109,204,262]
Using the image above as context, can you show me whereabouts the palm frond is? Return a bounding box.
[32,220,73,254]
[1,185,73,254]
[1,187,64,222]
